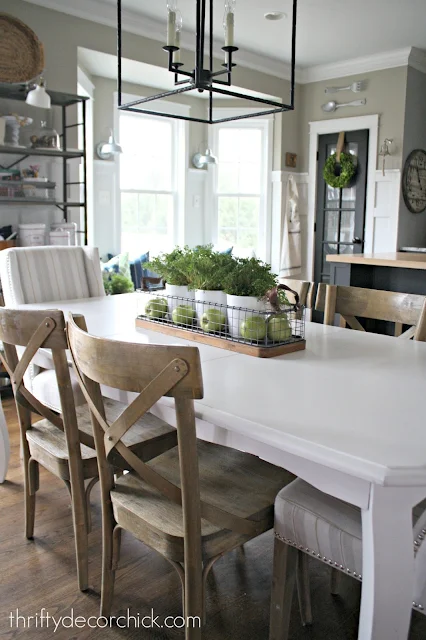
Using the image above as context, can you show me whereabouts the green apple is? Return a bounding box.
[172,304,196,326]
[240,315,267,341]
[200,308,226,333]
[268,314,292,342]
[144,297,168,319]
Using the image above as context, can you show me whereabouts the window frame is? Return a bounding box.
[208,109,273,261]
[114,92,188,255]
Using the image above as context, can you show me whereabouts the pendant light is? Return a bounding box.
[116,0,298,124]
[26,77,51,109]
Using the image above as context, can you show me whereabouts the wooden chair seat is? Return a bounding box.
[26,420,98,481]
[76,398,178,467]
[111,440,295,563]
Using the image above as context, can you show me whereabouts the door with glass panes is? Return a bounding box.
[313,130,369,321]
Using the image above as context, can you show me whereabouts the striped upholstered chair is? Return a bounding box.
[0,246,105,306]
[0,246,106,411]
[269,480,426,639]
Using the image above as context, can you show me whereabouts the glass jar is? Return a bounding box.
[30,121,61,150]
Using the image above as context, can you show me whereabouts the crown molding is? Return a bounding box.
[22,1,426,85]
[302,47,414,84]
[408,47,426,75]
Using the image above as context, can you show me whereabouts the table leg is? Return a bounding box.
[359,484,414,640]
[0,394,10,483]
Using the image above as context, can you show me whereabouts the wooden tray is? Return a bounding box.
[135,317,306,358]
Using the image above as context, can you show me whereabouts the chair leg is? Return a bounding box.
[330,568,341,595]
[68,479,90,592]
[24,457,37,539]
[269,537,298,640]
[100,516,118,617]
[184,560,203,640]
[296,551,312,626]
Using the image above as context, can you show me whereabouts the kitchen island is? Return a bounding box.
[326,252,426,294]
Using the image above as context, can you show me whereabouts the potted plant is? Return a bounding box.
[186,245,234,322]
[147,247,193,312]
[223,258,277,338]
[104,273,134,295]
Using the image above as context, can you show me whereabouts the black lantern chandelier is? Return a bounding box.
[117,0,298,124]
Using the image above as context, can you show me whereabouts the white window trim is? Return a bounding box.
[207,108,274,262]
[113,92,189,254]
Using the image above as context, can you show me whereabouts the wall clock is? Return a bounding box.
[402,149,426,213]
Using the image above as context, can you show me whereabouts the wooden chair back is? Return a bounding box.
[66,313,208,587]
[316,283,426,340]
[0,308,77,426]
[280,279,315,309]
[0,307,89,498]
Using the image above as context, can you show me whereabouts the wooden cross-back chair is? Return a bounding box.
[316,283,426,340]
[0,308,179,593]
[67,313,295,639]
[280,279,316,310]
[0,308,98,592]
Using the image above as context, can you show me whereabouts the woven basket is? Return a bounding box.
[0,14,45,83]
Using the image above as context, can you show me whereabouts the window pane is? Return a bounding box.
[340,210,355,243]
[218,163,239,193]
[121,193,138,233]
[218,129,240,161]
[218,197,238,227]
[121,194,173,257]
[216,125,264,257]
[238,229,258,250]
[238,129,262,161]
[239,163,261,194]
[239,197,259,229]
[324,210,339,242]
[219,228,238,245]
[120,114,172,191]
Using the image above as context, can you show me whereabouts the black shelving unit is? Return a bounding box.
[0,84,89,244]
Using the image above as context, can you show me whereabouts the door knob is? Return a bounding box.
[352,237,362,244]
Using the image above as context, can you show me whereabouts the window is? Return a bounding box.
[211,116,272,259]
[119,110,182,257]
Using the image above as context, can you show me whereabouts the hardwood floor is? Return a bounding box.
[1,396,426,639]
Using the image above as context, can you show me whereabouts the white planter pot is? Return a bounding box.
[226,294,266,338]
[194,290,226,325]
[165,284,194,314]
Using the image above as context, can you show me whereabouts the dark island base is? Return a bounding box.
[329,262,426,335]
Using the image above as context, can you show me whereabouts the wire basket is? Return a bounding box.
[136,290,305,350]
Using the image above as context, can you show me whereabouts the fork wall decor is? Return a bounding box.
[325,80,365,94]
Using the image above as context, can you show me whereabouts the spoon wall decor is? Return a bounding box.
[322,98,366,113]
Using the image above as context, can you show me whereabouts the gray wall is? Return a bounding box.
[299,66,408,171]
[397,67,426,247]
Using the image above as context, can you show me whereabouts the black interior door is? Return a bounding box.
[313,130,369,321]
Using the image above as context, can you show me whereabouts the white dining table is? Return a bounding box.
[12,292,426,640]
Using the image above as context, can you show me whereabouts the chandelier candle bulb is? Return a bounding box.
[167,2,177,47]
[225,10,235,47]
[174,12,182,64]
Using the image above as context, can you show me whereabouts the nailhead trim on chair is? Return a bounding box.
[275,532,425,612]
[275,532,362,580]
[414,529,426,555]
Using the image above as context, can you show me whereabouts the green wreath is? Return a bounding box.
[323,152,356,188]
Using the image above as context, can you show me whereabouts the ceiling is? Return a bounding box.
[95,0,426,67]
